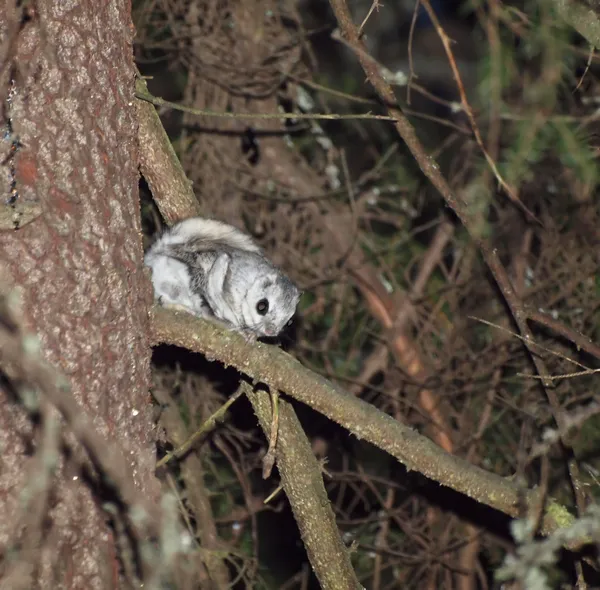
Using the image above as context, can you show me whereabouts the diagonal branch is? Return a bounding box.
[150,306,573,537]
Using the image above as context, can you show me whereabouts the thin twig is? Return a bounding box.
[135,83,396,123]
[469,316,590,371]
[518,369,600,381]
[574,45,594,93]
[406,0,421,106]
[527,309,600,361]
[155,385,245,469]
[358,0,383,37]
[418,0,540,223]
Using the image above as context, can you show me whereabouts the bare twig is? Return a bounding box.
[136,82,396,123]
[418,0,539,223]
[406,0,421,106]
[358,0,384,37]
[527,309,600,361]
[155,385,245,468]
[574,45,594,92]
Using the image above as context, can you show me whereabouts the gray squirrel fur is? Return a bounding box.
[145,217,301,339]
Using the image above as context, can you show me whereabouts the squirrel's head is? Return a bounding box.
[240,271,301,338]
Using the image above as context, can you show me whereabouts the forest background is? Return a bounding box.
[0,0,599,588]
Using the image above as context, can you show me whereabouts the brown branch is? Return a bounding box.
[150,306,572,536]
[418,0,539,222]
[527,309,600,361]
[245,383,362,590]
[136,76,202,224]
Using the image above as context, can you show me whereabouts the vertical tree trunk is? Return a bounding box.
[0,1,159,587]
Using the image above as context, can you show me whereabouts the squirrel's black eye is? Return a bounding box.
[286,318,293,327]
[256,298,269,315]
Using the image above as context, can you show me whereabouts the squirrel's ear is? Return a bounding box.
[261,271,279,285]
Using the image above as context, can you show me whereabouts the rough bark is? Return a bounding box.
[0,1,159,588]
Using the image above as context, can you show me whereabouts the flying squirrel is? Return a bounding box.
[145,217,301,340]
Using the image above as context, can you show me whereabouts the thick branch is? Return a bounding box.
[150,307,572,536]
[136,76,202,223]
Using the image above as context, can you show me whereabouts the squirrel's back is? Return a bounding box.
[152,218,261,255]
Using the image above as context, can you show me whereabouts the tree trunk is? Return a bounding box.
[0,1,159,588]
